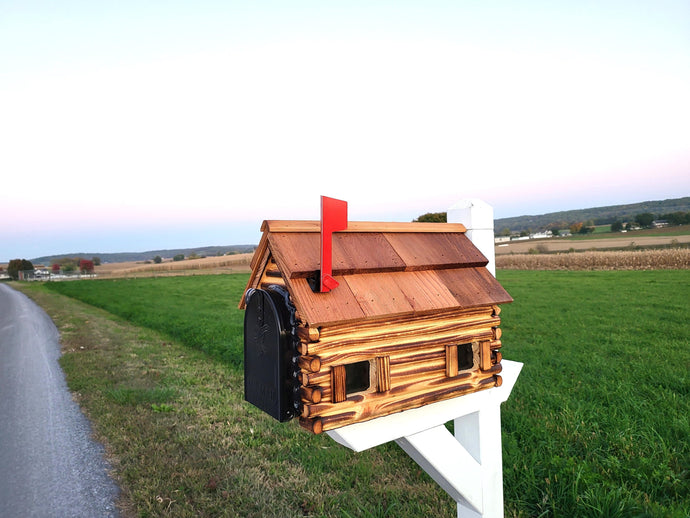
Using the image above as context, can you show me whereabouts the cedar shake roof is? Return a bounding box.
[240,221,512,326]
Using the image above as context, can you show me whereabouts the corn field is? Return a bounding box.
[496,248,690,270]
[95,254,253,278]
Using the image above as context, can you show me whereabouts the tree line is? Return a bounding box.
[1,256,103,280]
[413,210,690,236]
[48,257,101,273]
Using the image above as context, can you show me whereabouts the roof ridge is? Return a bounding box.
[261,220,467,233]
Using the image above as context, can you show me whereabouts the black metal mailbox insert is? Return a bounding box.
[243,287,299,422]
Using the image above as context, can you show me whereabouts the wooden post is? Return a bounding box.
[448,199,496,276]
[453,406,504,517]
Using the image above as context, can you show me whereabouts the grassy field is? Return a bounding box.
[567,224,690,240]
[498,270,689,517]
[15,270,690,517]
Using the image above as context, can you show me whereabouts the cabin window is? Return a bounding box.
[458,342,474,371]
[446,342,478,377]
[331,359,381,403]
[345,360,371,395]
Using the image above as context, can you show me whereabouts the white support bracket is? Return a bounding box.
[396,424,483,512]
[327,360,522,518]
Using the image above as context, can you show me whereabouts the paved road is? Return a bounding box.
[0,283,119,517]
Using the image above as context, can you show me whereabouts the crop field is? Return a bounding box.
[497,248,690,270]
[495,235,690,256]
[20,270,689,516]
[94,253,253,278]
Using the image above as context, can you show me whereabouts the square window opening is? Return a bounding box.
[345,360,371,395]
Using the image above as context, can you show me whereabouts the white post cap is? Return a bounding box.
[447,199,494,230]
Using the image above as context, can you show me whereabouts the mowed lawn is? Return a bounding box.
[32,270,690,517]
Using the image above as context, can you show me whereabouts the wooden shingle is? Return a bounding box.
[240,220,512,326]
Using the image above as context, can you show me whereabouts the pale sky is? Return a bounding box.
[2,1,689,261]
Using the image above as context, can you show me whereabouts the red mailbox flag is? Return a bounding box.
[320,196,348,292]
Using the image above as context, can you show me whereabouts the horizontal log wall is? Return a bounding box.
[299,338,502,392]
[297,305,505,432]
[300,365,502,433]
[298,307,499,356]
[301,370,497,419]
[301,348,498,406]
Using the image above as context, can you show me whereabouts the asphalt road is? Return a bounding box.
[0,283,119,517]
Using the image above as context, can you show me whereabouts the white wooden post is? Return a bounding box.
[452,405,505,517]
[326,200,520,518]
[448,198,496,276]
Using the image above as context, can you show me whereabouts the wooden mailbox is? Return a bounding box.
[240,220,513,434]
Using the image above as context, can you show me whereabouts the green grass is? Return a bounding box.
[497,270,689,517]
[45,275,248,367]
[591,224,611,234]
[566,223,690,240]
[18,270,690,517]
[28,277,449,517]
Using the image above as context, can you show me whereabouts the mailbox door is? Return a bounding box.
[243,288,296,422]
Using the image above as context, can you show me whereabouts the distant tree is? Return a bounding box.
[661,211,690,225]
[153,255,162,264]
[579,225,595,234]
[92,257,101,266]
[79,259,94,273]
[611,220,623,232]
[187,252,199,260]
[414,212,447,223]
[549,227,560,236]
[60,257,78,273]
[569,222,583,234]
[173,254,185,262]
[7,259,34,280]
[634,212,655,228]
[51,263,61,273]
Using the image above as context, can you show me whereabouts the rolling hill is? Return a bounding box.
[31,244,256,266]
[493,196,690,234]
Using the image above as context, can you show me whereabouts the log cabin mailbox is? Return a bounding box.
[240,201,513,435]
